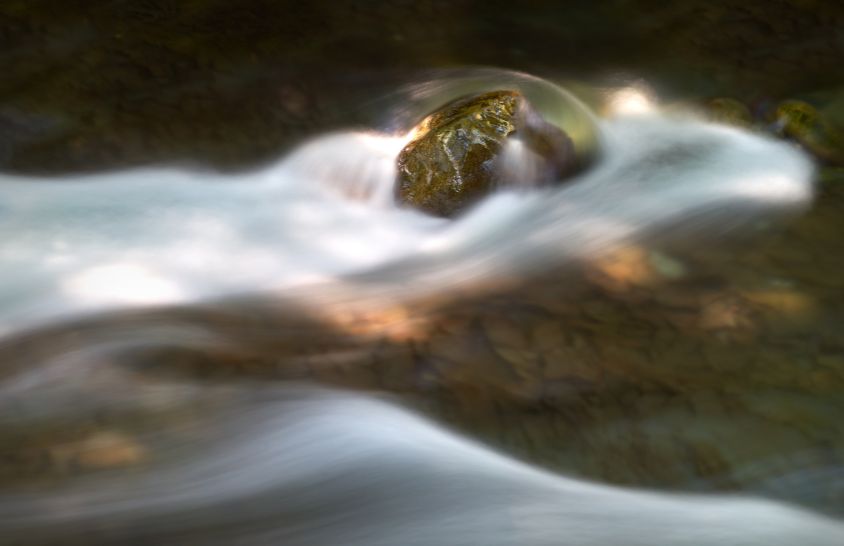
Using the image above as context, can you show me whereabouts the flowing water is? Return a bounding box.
[0,69,842,544]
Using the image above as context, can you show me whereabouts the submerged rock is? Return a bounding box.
[395,90,575,217]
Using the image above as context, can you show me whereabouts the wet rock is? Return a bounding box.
[647,251,687,280]
[706,97,753,127]
[395,90,575,217]
[531,321,566,352]
[743,288,816,326]
[699,294,756,333]
[67,432,150,469]
[372,348,418,391]
[483,315,531,350]
[52,431,149,470]
[585,246,656,295]
[772,99,844,165]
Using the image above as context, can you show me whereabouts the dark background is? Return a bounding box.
[1,0,842,172]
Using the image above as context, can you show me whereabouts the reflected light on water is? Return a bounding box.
[607,86,656,116]
[732,173,815,204]
[63,263,184,305]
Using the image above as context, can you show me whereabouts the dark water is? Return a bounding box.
[1,3,843,545]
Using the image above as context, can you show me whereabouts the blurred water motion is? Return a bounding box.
[0,69,842,544]
[0,84,813,333]
[3,386,844,546]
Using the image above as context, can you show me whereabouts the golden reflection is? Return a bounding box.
[327,304,431,342]
[605,85,656,116]
[49,431,149,471]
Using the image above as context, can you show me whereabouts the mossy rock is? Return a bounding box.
[395,90,574,218]
[773,99,844,165]
[706,97,753,128]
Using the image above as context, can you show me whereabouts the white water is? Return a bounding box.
[2,385,843,545]
[0,112,813,335]
[0,76,836,544]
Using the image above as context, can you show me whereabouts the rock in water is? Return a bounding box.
[773,99,844,166]
[395,90,575,217]
[706,97,753,128]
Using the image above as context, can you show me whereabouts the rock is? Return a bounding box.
[705,97,753,128]
[742,288,816,325]
[483,315,531,350]
[699,294,755,333]
[395,90,575,217]
[48,431,148,471]
[648,250,687,279]
[772,99,844,165]
[585,246,656,294]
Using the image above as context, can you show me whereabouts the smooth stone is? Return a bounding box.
[395,90,575,217]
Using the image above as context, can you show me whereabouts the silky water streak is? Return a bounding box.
[0,113,813,329]
[1,385,843,546]
[0,72,831,545]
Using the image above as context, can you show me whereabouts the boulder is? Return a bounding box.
[395,90,575,217]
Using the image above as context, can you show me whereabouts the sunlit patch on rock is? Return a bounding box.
[395,90,577,217]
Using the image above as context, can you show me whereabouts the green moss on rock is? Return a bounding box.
[706,97,753,127]
[395,90,574,218]
[774,99,844,165]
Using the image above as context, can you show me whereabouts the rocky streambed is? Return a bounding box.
[0,3,843,540]
[2,170,842,513]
